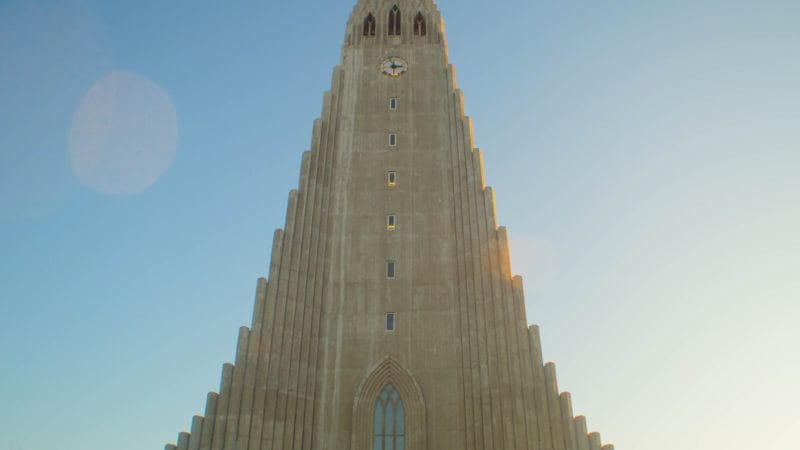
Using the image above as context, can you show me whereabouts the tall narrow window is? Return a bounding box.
[387,171,397,187]
[389,97,397,110]
[373,383,404,449]
[363,13,376,36]
[388,6,401,36]
[385,314,396,332]
[387,261,396,279]
[387,214,396,230]
[389,134,397,146]
[413,12,426,36]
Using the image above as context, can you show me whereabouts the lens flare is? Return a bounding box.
[69,71,178,195]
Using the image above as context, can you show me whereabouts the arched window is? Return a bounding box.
[373,384,405,450]
[388,6,401,36]
[413,12,426,36]
[363,13,376,36]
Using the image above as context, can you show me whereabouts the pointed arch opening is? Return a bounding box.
[388,6,401,36]
[413,12,426,36]
[373,384,405,450]
[352,357,426,450]
[363,13,376,36]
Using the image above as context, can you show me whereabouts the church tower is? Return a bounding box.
[166,1,614,449]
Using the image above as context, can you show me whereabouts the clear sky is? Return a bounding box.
[1,1,798,449]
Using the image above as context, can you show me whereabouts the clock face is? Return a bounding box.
[380,57,408,77]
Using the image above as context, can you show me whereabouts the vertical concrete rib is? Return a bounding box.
[280,119,325,448]
[300,67,342,450]
[261,189,300,450]
[287,149,319,450]
[545,363,567,450]
[250,278,269,334]
[222,326,251,449]
[589,432,603,450]
[177,432,190,450]
[445,84,475,450]
[302,114,334,449]
[511,276,540,447]
[309,67,347,448]
[310,51,357,447]
[477,183,517,449]
[237,279,269,449]
[455,103,493,449]
[559,392,579,450]
[573,416,591,450]
[288,85,335,450]
[198,393,218,450]
[279,147,314,447]
[210,363,234,450]
[273,156,310,449]
[451,86,486,449]
[302,148,323,447]
[273,183,309,450]
[487,207,528,449]
[500,228,535,448]
[187,416,203,450]
[529,325,554,450]
[463,118,502,449]
[247,230,285,450]
[446,74,477,450]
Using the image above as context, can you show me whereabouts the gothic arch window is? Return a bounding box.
[351,357,426,450]
[373,384,405,450]
[363,13,376,36]
[388,6,401,36]
[413,12,426,36]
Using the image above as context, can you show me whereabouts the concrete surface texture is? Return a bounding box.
[165,1,613,449]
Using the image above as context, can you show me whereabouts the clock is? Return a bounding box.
[380,57,408,77]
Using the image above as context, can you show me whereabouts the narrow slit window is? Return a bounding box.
[387,171,397,187]
[414,12,426,36]
[388,6,401,36]
[387,214,396,230]
[389,134,397,146]
[387,261,396,279]
[386,313,396,331]
[389,97,397,110]
[363,13,376,36]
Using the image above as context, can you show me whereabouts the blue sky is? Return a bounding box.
[1,1,798,449]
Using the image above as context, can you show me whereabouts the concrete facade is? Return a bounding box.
[165,1,613,449]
